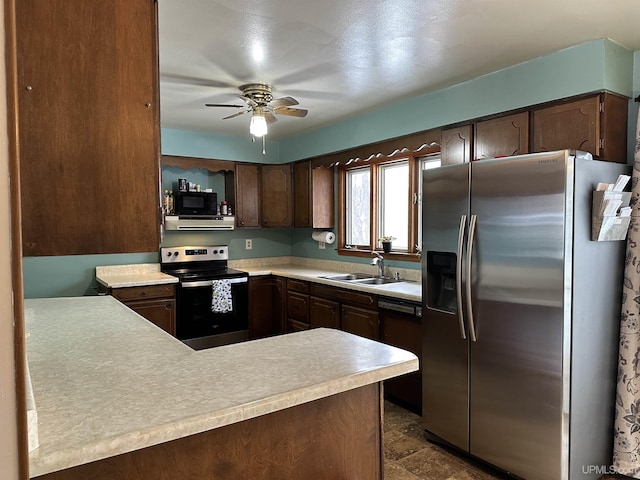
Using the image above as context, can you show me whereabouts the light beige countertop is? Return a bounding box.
[25,296,418,477]
[94,257,422,302]
[95,263,178,288]
[234,262,422,303]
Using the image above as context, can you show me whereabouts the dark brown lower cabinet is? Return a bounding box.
[381,309,422,413]
[126,299,175,336]
[248,277,274,339]
[309,296,340,328]
[287,319,310,332]
[341,304,379,340]
[272,277,286,334]
[109,284,176,336]
[249,276,287,339]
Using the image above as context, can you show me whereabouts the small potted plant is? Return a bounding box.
[378,235,396,253]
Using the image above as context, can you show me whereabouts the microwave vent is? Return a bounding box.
[164,215,235,231]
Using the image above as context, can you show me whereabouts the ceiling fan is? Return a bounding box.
[205,83,308,137]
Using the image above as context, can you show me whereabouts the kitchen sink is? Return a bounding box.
[320,273,410,285]
[320,273,374,281]
[351,277,402,285]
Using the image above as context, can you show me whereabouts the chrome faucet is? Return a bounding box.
[371,251,385,278]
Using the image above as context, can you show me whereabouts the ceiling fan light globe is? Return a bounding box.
[250,113,268,137]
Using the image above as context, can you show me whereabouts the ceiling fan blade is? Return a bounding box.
[222,109,250,120]
[270,96,298,108]
[273,106,308,118]
[205,103,246,108]
[236,94,257,107]
[264,111,278,124]
[161,73,234,89]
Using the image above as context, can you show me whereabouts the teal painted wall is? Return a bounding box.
[290,227,418,271]
[279,39,633,162]
[161,128,279,163]
[23,39,637,298]
[23,253,158,298]
[161,229,292,258]
[603,40,634,96]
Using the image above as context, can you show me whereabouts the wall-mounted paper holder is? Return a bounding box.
[591,190,631,241]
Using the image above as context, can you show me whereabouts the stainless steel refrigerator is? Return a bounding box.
[421,150,629,480]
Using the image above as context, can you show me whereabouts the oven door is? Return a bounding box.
[176,276,248,350]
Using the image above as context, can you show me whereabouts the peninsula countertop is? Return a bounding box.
[25,296,418,478]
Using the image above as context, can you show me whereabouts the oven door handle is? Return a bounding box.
[181,277,248,288]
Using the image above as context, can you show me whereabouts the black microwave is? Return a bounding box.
[174,191,217,216]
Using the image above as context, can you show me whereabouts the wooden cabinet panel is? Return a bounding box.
[293,161,334,228]
[17,0,160,256]
[287,291,309,323]
[341,305,379,340]
[248,277,275,339]
[309,296,340,329]
[381,309,422,412]
[287,319,310,332]
[272,277,286,335]
[235,163,261,227]
[533,96,599,155]
[248,276,287,338]
[261,164,292,227]
[600,92,628,163]
[293,161,312,227]
[127,299,175,336]
[287,278,309,293]
[530,95,628,161]
[310,283,377,309]
[111,284,175,302]
[474,112,529,160]
[441,125,473,165]
[111,284,176,336]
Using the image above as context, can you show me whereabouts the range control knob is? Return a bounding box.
[219,249,225,255]
[166,251,173,257]
[213,249,218,254]
[172,251,179,257]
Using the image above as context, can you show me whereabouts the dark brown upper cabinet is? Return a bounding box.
[532,92,627,163]
[293,161,334,228]
[261,164,293,227]
[234,163,261,228]
[441,125,473,165]
[16,0,160,256]
[474,112,529,160]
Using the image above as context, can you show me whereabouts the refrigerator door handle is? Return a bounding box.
[466,214,478,342]
[456,214,467,340]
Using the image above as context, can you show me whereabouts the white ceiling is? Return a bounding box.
[158,0,640,141]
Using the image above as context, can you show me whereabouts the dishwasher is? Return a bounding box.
[378,297,422,413]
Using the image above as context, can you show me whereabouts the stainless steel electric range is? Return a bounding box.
[160,245,249,350]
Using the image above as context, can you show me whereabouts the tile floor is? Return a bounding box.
[383,401,624,480]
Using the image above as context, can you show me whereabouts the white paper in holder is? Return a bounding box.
[312,230,335,244]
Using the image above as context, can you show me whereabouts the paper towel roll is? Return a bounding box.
[312,230,335,244]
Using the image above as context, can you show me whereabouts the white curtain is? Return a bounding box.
[614,104,640,476]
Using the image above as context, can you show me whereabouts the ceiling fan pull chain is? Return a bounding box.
[262,136,266,155]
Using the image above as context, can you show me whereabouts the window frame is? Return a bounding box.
[338,149,438,261]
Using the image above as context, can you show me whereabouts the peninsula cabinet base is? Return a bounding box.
[33,384,383,480]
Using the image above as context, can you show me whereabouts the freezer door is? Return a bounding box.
[468,152,567,480]
[422,163,470,451]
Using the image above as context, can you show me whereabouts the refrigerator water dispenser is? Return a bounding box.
[426,251,457,313]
